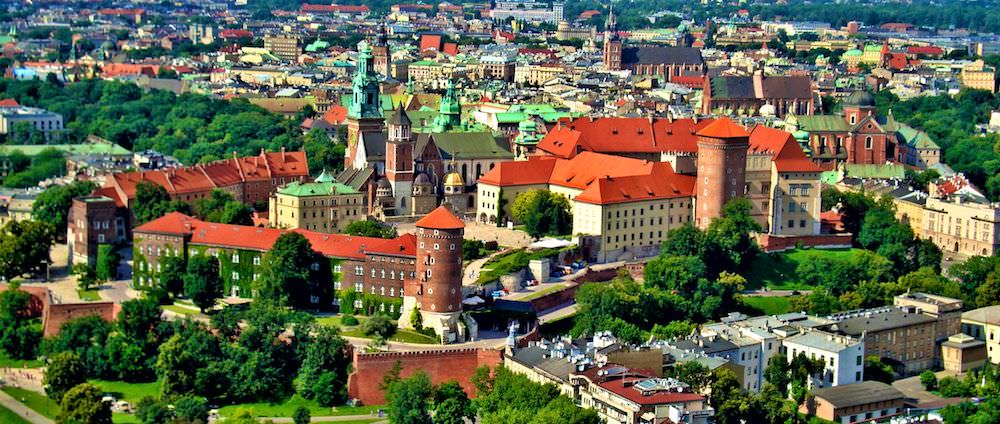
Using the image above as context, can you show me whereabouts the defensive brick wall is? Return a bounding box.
[347,347,502,405]
[758,233,853,253]
[43,301,118,337]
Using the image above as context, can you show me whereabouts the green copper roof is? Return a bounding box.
[794,115,852,132]
[508,104,559,115]
[843,163,905,180]
[496,112,528,123]
[426,132,512,160]
[844,49,863,56]
[277,181,358,197]
[896,124,940,149]
[314,169,336,183]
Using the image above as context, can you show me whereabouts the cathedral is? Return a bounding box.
[340,41,514,220]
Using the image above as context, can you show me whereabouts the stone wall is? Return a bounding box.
[757,233,853,253]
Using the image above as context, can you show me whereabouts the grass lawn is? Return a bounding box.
[218,395,381,418]
[90,379,161,403]
[391,329,438,344]
[0,404,30,424]
[113,412,141,424]
[0,351,43,368]
[745,248,861,290]
[162,304,200,316]
[1,387,58,419]
[741,296,796,316]
[518,283,568,301]
[77,289,101,301]
[477,247,566,285]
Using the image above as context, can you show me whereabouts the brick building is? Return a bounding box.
[694,119,749,228]
[68,150,308,267]
[132,212,421,317]
[400,206,470,342]
[602,7,704,82]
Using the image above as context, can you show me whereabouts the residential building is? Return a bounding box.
[490,0,564,24]
[781,329,864,388]
[960,60,997,93]
[820,306,941,375]
[799,381,905,424]
[263,34,302,62]
[0,103,63,141]
[941,333,987,373]
[961,305,1000,365]
[922,195,1000,257]
[571,365,713,424]
[268,171,364,233]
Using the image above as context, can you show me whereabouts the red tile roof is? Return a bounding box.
[220,29,253,39]
[906,46,943,56]
[598,377,705,406]
[420,34,443,52]
[574,163,694,205]
[670,75,705,89]
[0,98,19,107]
[477,156,557,186]
[322,105,348,125]
[135,213,415,260]
[99,8,144,16]
[748,125,822,173]
[695,117,748,139]
[105,151,308,204]
[442,43,459,56]
[415,206,464,230]
[537,117,717,158]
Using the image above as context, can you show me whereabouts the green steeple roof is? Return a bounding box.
[432,79,462,132]
[348,40,382,120]
[277,181,358,197]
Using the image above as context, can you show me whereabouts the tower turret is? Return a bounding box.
[694,118,749,229]
[401,206,468,342]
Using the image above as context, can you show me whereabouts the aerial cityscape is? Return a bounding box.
[0,0,999,423]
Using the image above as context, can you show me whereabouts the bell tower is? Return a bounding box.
[346,41,385,167]
[603,4,623,71]
[385,106,413,209]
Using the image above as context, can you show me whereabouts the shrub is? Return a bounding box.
[340,314,359,326]
[920,370,938,391]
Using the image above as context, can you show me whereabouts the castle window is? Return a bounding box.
[311,262,320,271]
[355,266,363,276]
[232,253,239,264]
[253,256,261,265]
[334,264,341,273]
[231,271,239,280]
[865,137,873,149]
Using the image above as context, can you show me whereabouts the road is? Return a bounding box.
[0,389,53,424]
[342,335,508,352]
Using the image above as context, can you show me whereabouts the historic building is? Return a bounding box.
[478,117,826,262]
[701,72,816,117]
[342,42,512,219]
[268,170,364,233]
[400,206,472,342]
[602,7,704,82]
[785,91,940,168]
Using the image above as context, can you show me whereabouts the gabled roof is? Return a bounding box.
[621,46,703,66]
[477,156,557,186]
[794,115,852,132]
[748,125,822,173]
[417,132,512,160]
[574,163,694,205]
[537,117,716,158]
[415,206,464,229]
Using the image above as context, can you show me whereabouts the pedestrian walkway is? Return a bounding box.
[0,389,53,424]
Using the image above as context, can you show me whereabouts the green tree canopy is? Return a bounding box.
[183,255,222,312]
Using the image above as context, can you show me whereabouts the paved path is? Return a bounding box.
[462,249,510,286]
[538,302,577,324]
[0,389,54,424]
[396,220,534,249]
[892,370,960,405]
[741,289,813,297]
[343,335,507,352]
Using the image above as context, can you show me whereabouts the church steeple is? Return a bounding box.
[602,3,623,71]
[348,41,382,120]
[432,79,462,133]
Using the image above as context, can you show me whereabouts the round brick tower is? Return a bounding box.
[695,118,749,229]
[401,206,468,342]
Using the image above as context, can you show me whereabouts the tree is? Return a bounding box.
[44,352,86,401]
[386,371,433,424]
[313,371,345,407]
[472,366,597,424]
[0,220,56,280]
[296,326,349,402]
[117,298,162,342]
[95,245,120,281]
[432,381,471,424]
[410,306,423,331]
[57,383,112,424]
[362,315,396,339]
[510,190,572,238]
[864,356,895,384]
[920,369,938,391]
[158,255,186,298]
[0,285,41,360]
[133,181,177,225]
[183,255,222,312]
[763,353,791,397]
[665,361,712,393]
[73,263,99,291]
[344,220,397,238]
[194,189,252,225]
[258,232,316,307]
[173,395,209,423]
[135,397,172,424]
[706,198,761,271]
[32,181,97,234]
[650,320,695,340]
[293,406,311,424]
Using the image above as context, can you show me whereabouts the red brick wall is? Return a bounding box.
[0,285,49,317]
[347,348,503,405]
[757,234,853,253]
[695,135,748,228]
[43,302,117,337]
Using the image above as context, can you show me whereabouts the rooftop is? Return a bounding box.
[810,381,903,409]
[962,305,1000,326]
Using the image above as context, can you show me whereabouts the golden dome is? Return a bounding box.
[443,171,464,187]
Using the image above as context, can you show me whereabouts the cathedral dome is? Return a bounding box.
[443,171,464,187]
[414,172,431,185]
[844,91,876,107]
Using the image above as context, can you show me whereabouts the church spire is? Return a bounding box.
[432,79,462,133]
